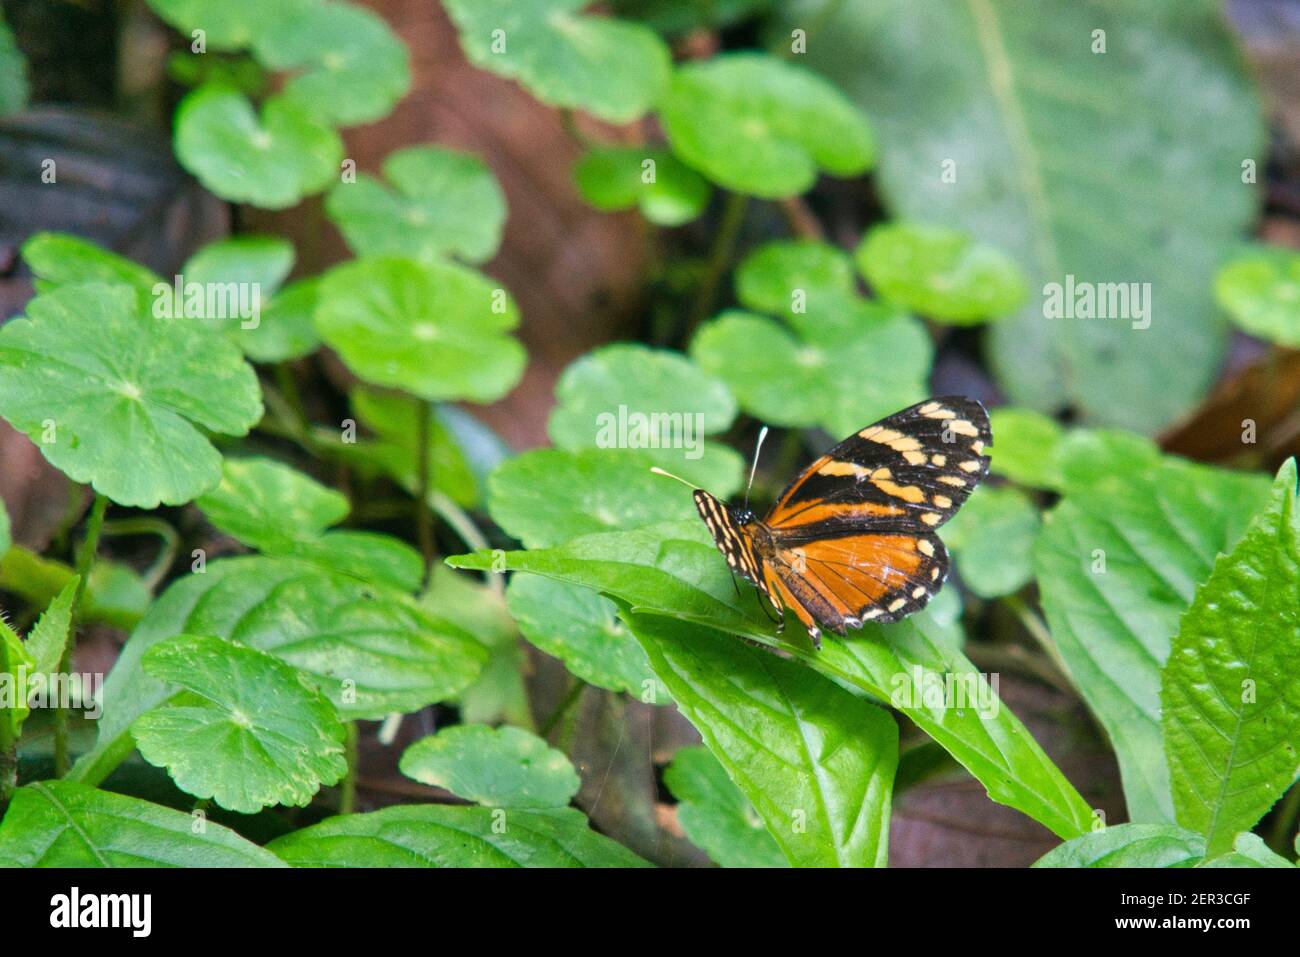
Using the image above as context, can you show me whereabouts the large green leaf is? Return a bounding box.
[0,11,28,115]
[573,147,710,227]
[1034,824,1206,868]
[1035,432,1270,824]
[132,635,348,813]
[506,576,665,701]
[315,256,525,403]
[777,0,1263,431]
[629,612,896,867]
[196,456,422,590]
[22,232,159,299]
[548,344,743,495]
[399,724,580,808]
[488,447,697,548]
[660,53,874,198]
[690,301,931,438]
[450,521,1095,839]
[0,781,284,867]
[71,556,486,784]
[146,0,309,52]
[1199,833,1296,869]
[267,804,649,867]
[326,146,505,264]
[174,85,342,209]
[252,0,410,126]
[943,484,1039,598]
[855,221,1028,324]
[664,745,787,868]
[734,239,856,316]
[0,284,262,507]
[443,0,670,123]
[1162,460,1300,856]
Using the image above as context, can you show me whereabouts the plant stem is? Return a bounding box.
[0,625,16,807]
[100,516,179,592]
[340,721,359,815]
[53,492,108,777]
[414,397,436,585]
[686,191,748,337]
[1002,593,1071,681]
[540,680,587,738]
[776,195,825,240]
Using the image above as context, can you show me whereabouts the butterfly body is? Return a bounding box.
[692,397,992,648]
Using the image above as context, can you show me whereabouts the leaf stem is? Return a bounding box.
[540,679,587,738]
[340,721,359,815]
[54,492,108,777]
[100,516,179,592]
[414,397,436,586]
[1002,593,1071,681]
[686,190,749,338]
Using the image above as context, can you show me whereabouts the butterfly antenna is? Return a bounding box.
[743,426,769,512]
[649,466,697,489]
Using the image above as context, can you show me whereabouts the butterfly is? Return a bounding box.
[681,397,991,648]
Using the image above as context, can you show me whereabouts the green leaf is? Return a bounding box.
[24,578,78,678]
[548,344,743,495]
[776,0,1263,432]
[1034,824,1206,868]
[268,803,649,867]
[660,53,874,198]
[340,387,479,508]
[735,239,857,316]
[943,485,1039,598]
[246,277,322,362]
[0,284,262,508]
[1162,459,1300,856]
[423,567,531,728]
[72,556,487,784]
[855,222,1028,323]
[0,548,149,632]
[1199,832,1296,868]
[1,616,34,735]
[196,456,422,590]
[574,147,710,227]
[489,447,697,548]
[146,0,309,52]
[450,521,1096,839]
[0,781,285,867]
[0,11,28,115]
[443,0,670,123]
[174,85,343,209]
[1035,432,1271,824]
[632,614,896,867]
[132,634,347,813]
[987,407,1065,490]
[252,0,410,126]
[506,575,664,701]
[180,235,294,346]
[690,303,931,437]
[399,724,580,808]
[326,146,505,264]
[315,256,525,403]
[22,232,160,299]
[664,745,788,868]
[1215,245,1300,348]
